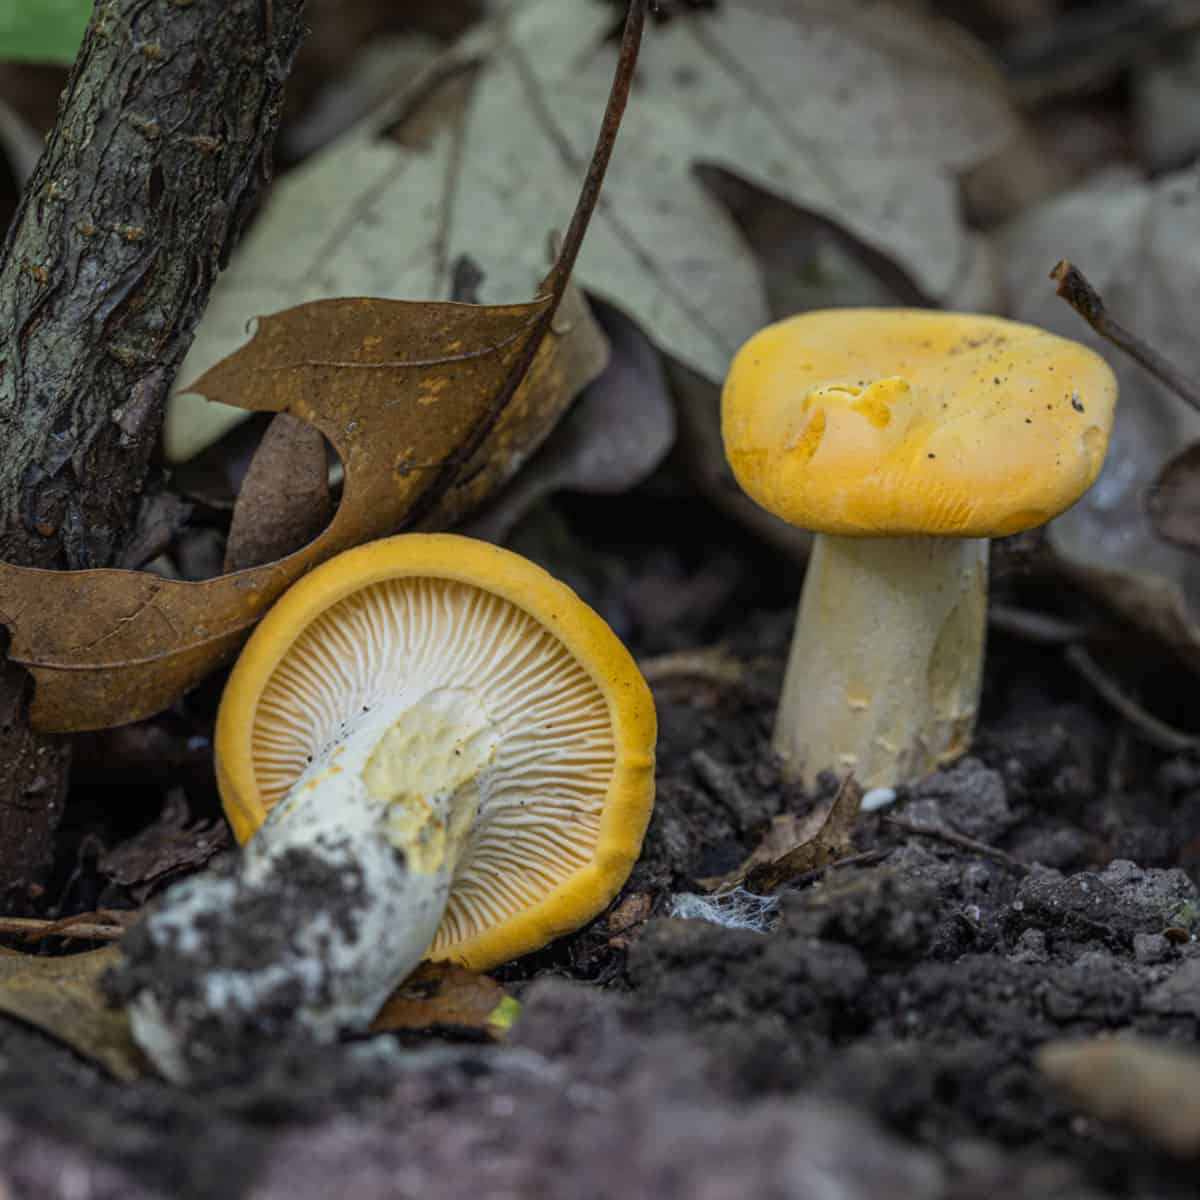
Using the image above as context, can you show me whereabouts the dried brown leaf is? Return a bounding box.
[168,0,1017,468]
[0,945,149,1081]
[419,275,608,531]
[741,776,862,895]
[461,299,672,543]
[0,2,646,732]
[606,891,653,936]
[0,296,551,730]
[223,414,334,573]
[97,789,230,901]
[170,415,274,512]
[370,961,510,1039]
[1147,442,1200,553]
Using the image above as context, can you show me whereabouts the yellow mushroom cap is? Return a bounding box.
[215,533,656,972]
[722,309,1118,538]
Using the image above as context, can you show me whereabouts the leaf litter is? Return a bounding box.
[369,961,516,1041]
[167,0,1018,464]
[97,789,231,903]
[7,6,1200,1196]
[0,945,149,1082]
[1149,444,1200,554]
[1002,165,1200,664]
[222,415,334,573]
[0,0,648,733]
[740,773,863,894]
[0,946,509,1081]
[461,298,676,543]
[698,774,864,896]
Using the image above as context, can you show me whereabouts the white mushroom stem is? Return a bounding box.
[774,534,987,790]
[122,687,498,1084]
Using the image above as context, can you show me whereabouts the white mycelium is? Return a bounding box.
[124,577,618,1082]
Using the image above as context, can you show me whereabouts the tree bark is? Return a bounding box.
[0,0,307,909]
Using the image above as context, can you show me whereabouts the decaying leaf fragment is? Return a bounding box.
[0,945,148,1081]
[370,961,515,1041]
[167,0,1017,463]
[713,775,862,895]
[1002,166,1200,664]
[462,299,675,543]
[0,297,550,730]
[97,789,230,902]
[1148,443,1200,554]
[223,414,333,573]
[0,0,648,733]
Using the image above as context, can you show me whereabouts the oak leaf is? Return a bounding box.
[0,0,647,731]
[166,0,1018,460]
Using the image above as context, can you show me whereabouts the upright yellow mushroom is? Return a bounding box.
[722,308,1117,790]
[117,534,655,1082]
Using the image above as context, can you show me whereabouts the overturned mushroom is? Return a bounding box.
[722,308,1117,789]
[112,534,656,1082]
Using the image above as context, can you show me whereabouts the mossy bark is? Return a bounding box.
[0,0,306,909]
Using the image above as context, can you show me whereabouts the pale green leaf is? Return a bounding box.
[0,0,91,65]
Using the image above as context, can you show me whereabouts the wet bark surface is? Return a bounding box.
[0,0,307,906]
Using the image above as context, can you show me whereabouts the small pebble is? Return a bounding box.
[861,787,897,812]
[1009,927,1047,964]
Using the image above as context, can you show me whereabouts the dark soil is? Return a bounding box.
[3,2,1200,1189]
[2,481,1200,1198]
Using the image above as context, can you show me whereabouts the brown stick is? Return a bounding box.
[1050,260,1200,415]
[0,0,307,908]
[0,911,133,944]
[402,0,650,530]
[1064,644,1200,756]
[884,816,1028,875]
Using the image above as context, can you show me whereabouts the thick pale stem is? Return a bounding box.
[774,534,987,789]
[120,687,496,1083]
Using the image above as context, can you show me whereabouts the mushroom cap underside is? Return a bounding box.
[721,308,1118,538]
[215,533,656,972]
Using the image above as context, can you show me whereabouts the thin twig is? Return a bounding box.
[1051,260,1200,415]
[539,0,648,298]
[884,816,1028,875]
[403,0,649,530]
[989,604,1093,647]
[0,911,133,943]
[773,848,891,892]
[1064,644,1200,755]
[639,646,748,689]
